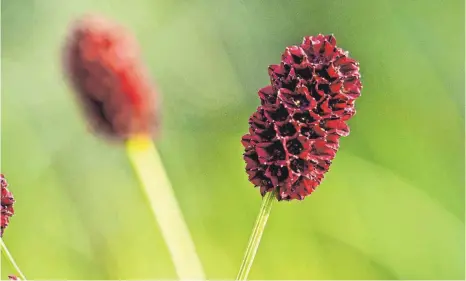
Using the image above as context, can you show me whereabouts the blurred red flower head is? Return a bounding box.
[63,14,159,140]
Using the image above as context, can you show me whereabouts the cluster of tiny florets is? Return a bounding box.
[242,34,362,201]
[1,174,15,236]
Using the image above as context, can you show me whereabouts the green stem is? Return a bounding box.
[0,239,27,280]
[125,136,205,280]
[236,190,275,280]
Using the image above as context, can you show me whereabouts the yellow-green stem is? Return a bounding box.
[236,191,275,280]
[125,136,205,280]
[1,239,27,280]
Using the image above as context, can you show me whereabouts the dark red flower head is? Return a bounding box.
[1,174,15,236]
[63,14,159,140]
[242,34,362,201]
[8,276,19,280]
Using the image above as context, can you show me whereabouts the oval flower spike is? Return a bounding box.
[1,174,15,237]
[242,34,362,201]
[63,14,158,140]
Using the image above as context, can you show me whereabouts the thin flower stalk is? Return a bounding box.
[236,191,274,281]
[126,136,205,280]
[1,239,27,281]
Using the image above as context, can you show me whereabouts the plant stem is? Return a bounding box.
[0,239,27,280]
[236,190,275,280]
[125,136,205,280]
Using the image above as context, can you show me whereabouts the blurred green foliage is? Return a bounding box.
[1,0,464,279]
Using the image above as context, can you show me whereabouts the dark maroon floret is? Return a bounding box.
[242,34,362,201]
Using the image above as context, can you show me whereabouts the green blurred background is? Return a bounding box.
[1,0,464,279]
